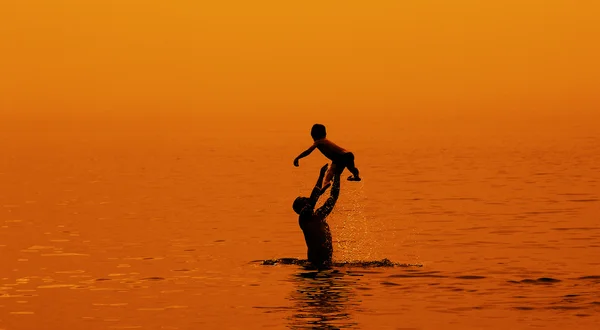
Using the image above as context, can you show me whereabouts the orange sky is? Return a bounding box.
[1,1,599,121]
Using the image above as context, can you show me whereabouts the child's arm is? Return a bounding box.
[293,144,317,167]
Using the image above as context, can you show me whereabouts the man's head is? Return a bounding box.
[293,196,310,214]
[311,124,326,141]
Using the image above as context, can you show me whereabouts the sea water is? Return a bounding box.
[1,113,599,329]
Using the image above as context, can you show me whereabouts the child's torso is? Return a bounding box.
[314,139,348,160]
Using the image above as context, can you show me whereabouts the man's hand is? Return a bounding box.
[293,158,299,167]
[320,163,329,175]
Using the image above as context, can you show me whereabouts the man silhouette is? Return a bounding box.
[292,164,342,270]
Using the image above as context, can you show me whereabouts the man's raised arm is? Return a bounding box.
[315,171,341,219]
[308,164,330,207]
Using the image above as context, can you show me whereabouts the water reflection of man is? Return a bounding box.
[288,270,358,330]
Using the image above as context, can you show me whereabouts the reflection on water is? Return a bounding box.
[287,269,361,329]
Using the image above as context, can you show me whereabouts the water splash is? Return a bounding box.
[255,258,423,268]
[333,180,378,262]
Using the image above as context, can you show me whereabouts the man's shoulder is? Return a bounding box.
[299,207,313,219]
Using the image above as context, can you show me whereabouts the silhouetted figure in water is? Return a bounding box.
[293,164,341,270]
[294,124,361,189]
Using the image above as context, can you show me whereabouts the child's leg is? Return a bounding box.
[345,153,361,181]
[348,165,360,178]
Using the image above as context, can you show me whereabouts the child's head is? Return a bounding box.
[293,197,310,214]
[311,124,326,140]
